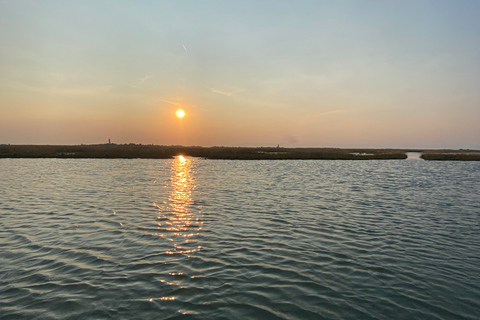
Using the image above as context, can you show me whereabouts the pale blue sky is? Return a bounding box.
[1,0,479,148]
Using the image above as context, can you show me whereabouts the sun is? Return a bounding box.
[176,109,185,118]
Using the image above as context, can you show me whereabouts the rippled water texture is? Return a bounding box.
[1,158,479,319]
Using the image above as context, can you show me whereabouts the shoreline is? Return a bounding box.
[1,145,480,161]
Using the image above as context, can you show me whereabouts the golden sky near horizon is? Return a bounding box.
[1,1,479,148]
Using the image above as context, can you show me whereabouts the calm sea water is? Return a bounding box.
[1,158,479,320]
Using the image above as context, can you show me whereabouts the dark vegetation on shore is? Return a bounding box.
[420,150,480,161]
[0,144,408,160]
[1,144,479,160]
[0,144,405,160]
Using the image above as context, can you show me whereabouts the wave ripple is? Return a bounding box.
[1,159,479,319]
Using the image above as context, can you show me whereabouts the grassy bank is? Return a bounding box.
[1,145,479,161]
[0,145,407,160]
[420,150,480,161]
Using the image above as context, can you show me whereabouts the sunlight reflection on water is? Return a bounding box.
[156,156,202,256]
[1,159,479,319]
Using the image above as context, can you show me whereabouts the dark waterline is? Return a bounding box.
[1,159,479,319]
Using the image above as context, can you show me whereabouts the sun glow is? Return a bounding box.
[152,155,203,256]
[176,109,185,118]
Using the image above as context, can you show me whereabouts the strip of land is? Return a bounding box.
[419,150,480,161]
[1,145,479,160]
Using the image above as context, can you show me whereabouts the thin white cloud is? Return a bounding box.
[133,75,154,88]
[183,44,188,54]
[317,109,346,117]
[209,87,244,97]
[160,99,182,107]
[21,83,113,95]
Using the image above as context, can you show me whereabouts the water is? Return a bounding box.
[406,152,423,160]
[1,158,479,320]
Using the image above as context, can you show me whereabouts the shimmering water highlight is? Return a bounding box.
[1,159,479,319]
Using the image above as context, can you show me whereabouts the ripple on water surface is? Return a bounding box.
[0,158,479,319]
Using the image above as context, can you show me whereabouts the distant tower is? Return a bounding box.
[109,138,111,145]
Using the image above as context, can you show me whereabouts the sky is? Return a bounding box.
[1,0,479,149]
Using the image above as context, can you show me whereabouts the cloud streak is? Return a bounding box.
[160,99,182,107]
[317,109,346,117]
[133,75,154,88]
[209,87,244,97]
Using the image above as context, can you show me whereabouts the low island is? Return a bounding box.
[1,144,479,161]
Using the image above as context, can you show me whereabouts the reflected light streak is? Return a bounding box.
[155,156,202,256]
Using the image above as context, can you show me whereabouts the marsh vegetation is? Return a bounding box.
[2,145,479,160]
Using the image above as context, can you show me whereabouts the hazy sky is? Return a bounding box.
[1,0,479,148]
